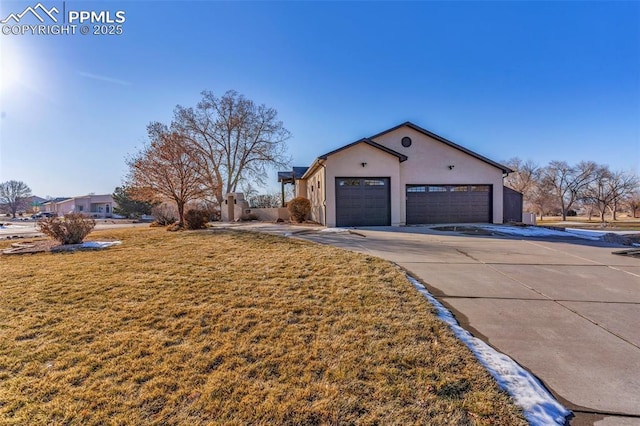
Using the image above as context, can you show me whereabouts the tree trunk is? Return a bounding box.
[612,202,617,221]
[600,210,606,223]
[177,201,185,225]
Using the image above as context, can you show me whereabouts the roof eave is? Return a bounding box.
[318,138,407,163]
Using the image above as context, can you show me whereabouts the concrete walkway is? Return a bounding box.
[237,223,640,425]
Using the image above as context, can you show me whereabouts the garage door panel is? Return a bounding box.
[336,177,390,226]
[407,185,491,224]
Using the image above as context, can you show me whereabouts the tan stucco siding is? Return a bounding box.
[56,199,76,214]
[302,165,326,224]
[87,194,113,204]
[322,143,401,227]
[372,127,505,223]
[294,180,307,200]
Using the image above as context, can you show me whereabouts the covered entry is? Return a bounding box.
[406,184,491,224]
[335,177,390,226]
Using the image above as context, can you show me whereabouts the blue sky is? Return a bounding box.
[0,1,638,198]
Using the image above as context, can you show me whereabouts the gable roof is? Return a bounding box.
[318,138,408,162]
[300,138,408,180]
[370,121,513,174]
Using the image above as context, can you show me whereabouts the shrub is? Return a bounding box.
[184,208,209,230]
[38,213,96,245]
[288,197,311,223]
[151,204,177,226]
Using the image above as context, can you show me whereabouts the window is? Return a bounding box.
[338,179,360,186]
[364,179,385,186]
[428,186,447,192]
[77,205,84,211]
[407,186,426,193]
[450,186,468,192]
[471,186,490,192]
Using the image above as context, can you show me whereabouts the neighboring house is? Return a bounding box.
[26,195,47,213]
[279,121,514,227]
[41,194,116,218]
[40,197,70,216]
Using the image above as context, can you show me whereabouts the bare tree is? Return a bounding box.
[126,126,205,225]
[541,161,597,220]
[240,182,259,202]
[172,90,291,203]
[628,191,640,218]
[581,167,639,222]
[248,193,282,208]
[504,158,540,212]
[608,170,639,220]
[529,177,558,220]
[581,165,614,223]
[504,158,539,193]
[0,180,32,218]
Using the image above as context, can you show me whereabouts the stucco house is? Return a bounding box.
[41,194,116,218]
[279,122,515,227]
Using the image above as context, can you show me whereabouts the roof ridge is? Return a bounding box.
[369,122,513,174]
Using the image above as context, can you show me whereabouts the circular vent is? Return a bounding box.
[401,136,412,147]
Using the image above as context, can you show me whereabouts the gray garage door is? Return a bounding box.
[406,185,491,224]
[335,177,390,226]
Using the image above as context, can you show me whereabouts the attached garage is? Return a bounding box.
[279,122,514,227]
[406,184,492,224]
[335,177,390,226]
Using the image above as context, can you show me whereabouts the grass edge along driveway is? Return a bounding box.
[0,227,526,425]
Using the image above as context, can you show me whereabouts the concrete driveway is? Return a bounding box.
[287,226,640,426]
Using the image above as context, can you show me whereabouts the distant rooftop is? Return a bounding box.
[42,197,71,204]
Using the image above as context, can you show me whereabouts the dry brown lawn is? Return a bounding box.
[0,227,526,425]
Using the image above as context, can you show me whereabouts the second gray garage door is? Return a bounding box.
[335,177,390,227]
[406,185,491,224]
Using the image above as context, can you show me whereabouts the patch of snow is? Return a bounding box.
[479,225,600,240]
[80,241,122,249]
[407,276,571,426]
[564,228,607,239]
[4,223,30,228]
[319,228,350,233]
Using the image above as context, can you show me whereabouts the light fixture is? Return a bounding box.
[361,162,367,167]
[448,165,455,170]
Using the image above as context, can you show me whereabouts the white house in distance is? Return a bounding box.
[279,122,518,227]
[41,194,116,218]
